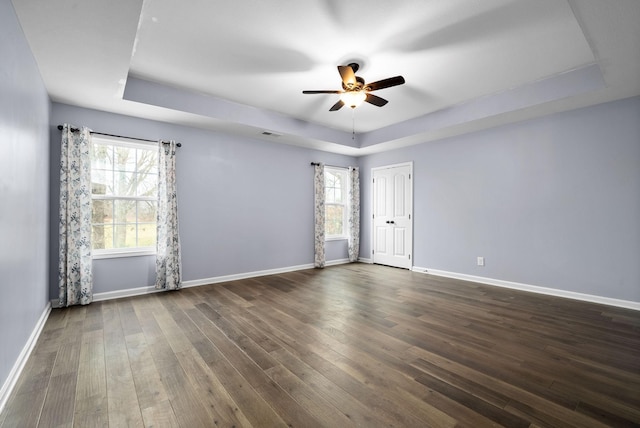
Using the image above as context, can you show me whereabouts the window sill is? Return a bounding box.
[93,249,156,259]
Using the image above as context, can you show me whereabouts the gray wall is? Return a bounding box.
[360,96,640,302]
[0,1,51,395]
[50,103,356,297]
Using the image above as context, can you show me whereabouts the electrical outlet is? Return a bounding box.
[477,256,485,266]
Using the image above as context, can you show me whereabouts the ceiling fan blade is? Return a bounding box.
[365,93,388,107]
[338,65,357,88]
[303,90,342,94]
[329,100,345,111]
[366,76,405,91]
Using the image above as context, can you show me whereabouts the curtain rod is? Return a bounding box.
[57,125,182,147]
[310,162,350,169]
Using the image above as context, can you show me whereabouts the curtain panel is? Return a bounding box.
[58,124,93,306]
[348,166,360,262]
[314,163,326,268]
[156,140,182,290]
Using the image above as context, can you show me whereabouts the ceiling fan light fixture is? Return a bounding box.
[303,64,404,111]
[340,91,367,109]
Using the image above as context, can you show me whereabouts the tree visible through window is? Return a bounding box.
[325,167,348,239]
[90,136,158,254]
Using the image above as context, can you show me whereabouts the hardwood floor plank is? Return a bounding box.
[185,307,288,427]
[124,332,170,411]
[190,301,278,371]
[0,350,56,427]
[392,315,573,403]
[406,346,611,428]
[132,296,180,371]
[38,310,83,427]
[156,361,218,428]
[102,301,145,427]
[140,401,180,428]
[264,363,355,427]
[224,310,283,354]
[2,264,639,428]
[504,400,611,428]
[249,305,433,427]
[528,358,640,407]
[307,330,500,427]
[175,347,252,427]
[51,338,82,378]
[74,329,108,427]
[268,347,379,427]
[194,302,325,428]
[156,292,273,426]
[38,372,77,428]
[118,299,144,337]
[42,308,70,331]
[82,301,104,333]
[31,326,66,355]
[72,412,108,428]
[414,370,531,428]
[152,303,194,355]
[552,381,640,425]
[136,296,218,427]
[574,400,640,427]
[306,320,469,427]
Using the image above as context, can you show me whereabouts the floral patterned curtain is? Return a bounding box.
[156,140,182,290]
[348,166,360,262]
[58,124,93,306]
[314,163,325,268]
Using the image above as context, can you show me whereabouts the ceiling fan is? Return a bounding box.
[303,63,405,111]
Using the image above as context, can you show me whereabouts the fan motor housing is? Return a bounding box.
[343,76,365,91]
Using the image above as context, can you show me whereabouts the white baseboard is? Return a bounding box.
[51,285,163,308]
[326,258,351,267]
[183,259,352,288]
[181,262,314,288]
[358,257,373,264]
[93,286,162,302]
[0,302,51,415]
[413,266,640,311]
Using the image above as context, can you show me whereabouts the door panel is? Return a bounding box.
[394,228,406,256]
[372,163,413,269]
[394,175,406,217]
[375,227,388,255]
[376,177,387,216]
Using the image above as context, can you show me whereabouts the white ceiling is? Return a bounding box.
[11,0,640,155]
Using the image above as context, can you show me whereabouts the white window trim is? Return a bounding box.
[91,135,158,259]
[324,166,349,241]
[92,248,156,259]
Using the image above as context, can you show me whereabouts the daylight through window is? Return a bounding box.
[325,167,348,239]
[90,136,158,256]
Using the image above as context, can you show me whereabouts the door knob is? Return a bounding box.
[386,220,395,224]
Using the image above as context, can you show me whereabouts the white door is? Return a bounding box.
[372,163,413,269]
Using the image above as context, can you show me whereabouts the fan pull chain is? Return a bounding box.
[352,108,356,141]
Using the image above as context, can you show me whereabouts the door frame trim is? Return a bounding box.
[371,161,414,269]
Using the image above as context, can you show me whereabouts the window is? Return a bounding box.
[325,167,348,239]
[90,136,158,257]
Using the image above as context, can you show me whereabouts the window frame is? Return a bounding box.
[324,166,349,241]
[90,135,158,259]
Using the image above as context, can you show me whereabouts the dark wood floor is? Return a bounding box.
[1,264,639,427]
